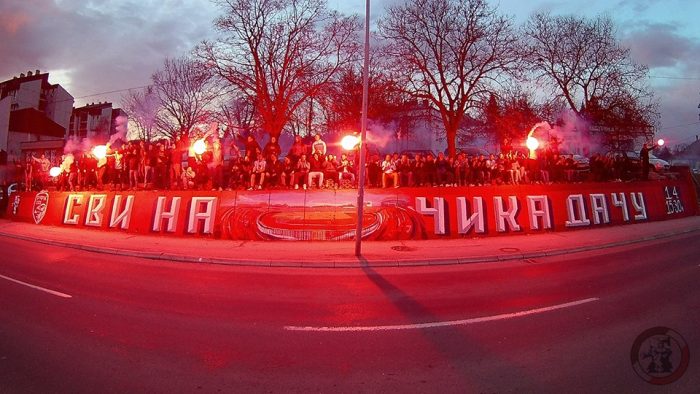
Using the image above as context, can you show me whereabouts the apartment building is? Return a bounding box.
[0,70,74,164]
[68,101,126,142]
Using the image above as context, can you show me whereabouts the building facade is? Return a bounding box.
[67,101,126,143]
[0,70,74,164]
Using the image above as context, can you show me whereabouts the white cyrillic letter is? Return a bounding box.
[630,192,647,221]
[63,194,83,225]
[109,195,134,230]
[565,194,590,227]
[494,196,520,232]
[590,194,610,225]
[85,194,107,227]
[416,197,446,235]
[456,196,485,234]
[611,193,629,221]
[153,196,181,232]
[526,195,551,230]
[188,197,217,234]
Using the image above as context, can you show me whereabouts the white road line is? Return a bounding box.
[0,274,72,299]
[285,297,599,332]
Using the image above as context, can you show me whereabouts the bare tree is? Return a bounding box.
[152,56,221,141]
[317,62,420,136]
[524,13,658,146]
[481,92,536,151]
[198,0,361,140]
[121,86,161,141]
[379,0,520,156]
[214,94,258,138]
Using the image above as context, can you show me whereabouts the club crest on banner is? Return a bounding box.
[12,194,21,215]
[32,191,49,224]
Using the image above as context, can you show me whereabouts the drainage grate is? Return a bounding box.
[391,245,415,252]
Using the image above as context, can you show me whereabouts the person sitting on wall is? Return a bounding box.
[411,154,424,186]
[265,154,283,188]
[250,150,267,190]
[280,156,295,188]
[293,154,310,190]
[453,152,471,186]
[435,152,453,186]
[367,154,381,187]
[324,154,339,188]
[228,157,243,190]
[308,152,326,188]
[381,154,399,188]
[337,153,356,186]
[397,153,414,187]
[423,153,437,186]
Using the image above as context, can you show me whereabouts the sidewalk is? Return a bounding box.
[1,217,699,268]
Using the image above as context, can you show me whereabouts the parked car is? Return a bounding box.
[401,149,435,159]
[670,159,700,175]
[649,154,670,172]
[560,153,590,171]
[456,146,490,157]
[625,151,670,172]
[606,150,640,167]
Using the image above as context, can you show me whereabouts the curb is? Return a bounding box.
[1,225,699,268]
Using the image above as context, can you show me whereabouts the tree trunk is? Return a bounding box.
[265,117,286,140]
[441,110,461,158]
[445,126,457,158]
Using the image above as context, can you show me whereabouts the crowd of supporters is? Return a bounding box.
[16,133,654,192]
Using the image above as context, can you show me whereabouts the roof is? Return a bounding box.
[675,139,700,159]
[8,108,66,138]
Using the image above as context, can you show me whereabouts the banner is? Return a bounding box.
[7,176,697,241]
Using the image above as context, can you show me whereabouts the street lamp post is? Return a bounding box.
[354,0,370,257]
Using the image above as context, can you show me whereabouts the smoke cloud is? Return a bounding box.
[529,110,604,156]
[109,115,129,145]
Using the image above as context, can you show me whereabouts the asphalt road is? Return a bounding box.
[1,232,699,393]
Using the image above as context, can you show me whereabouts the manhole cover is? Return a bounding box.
[391,246,415,252]
[499,247,520,252]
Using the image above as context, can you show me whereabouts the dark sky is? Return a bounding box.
[1,0,698,146]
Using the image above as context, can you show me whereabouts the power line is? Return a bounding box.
[648,75,700,81]
[658,121,700,131]
[74,85,151,100]
[1,81,152,107]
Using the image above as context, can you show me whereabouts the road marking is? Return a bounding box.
[285,297,599,332]
[0,274,72,298]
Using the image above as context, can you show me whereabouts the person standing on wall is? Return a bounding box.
[311,133,327,156]
[263,136,281,160]
[640,142,650,180]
